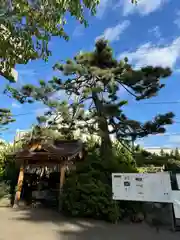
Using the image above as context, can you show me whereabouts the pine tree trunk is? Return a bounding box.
[92,92,113,161]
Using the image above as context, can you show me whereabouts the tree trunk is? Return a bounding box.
[92,92,113,161]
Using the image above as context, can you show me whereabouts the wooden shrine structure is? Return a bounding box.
[11,139,84,209]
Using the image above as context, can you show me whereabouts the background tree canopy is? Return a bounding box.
[0,108,15,133]
[0,0,100,81]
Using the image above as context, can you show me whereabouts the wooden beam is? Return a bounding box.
[13,165,24,207]
[58,165,66,211]
[60,165,66,189]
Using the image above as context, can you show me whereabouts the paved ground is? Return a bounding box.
[0,206,180,240]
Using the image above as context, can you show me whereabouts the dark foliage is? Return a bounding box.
[0,108,15,133]
[0,0,99,81]
[61,147,138,223]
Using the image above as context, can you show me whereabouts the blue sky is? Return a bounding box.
[1,0,180,148]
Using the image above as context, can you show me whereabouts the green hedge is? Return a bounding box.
[61,151,138,223]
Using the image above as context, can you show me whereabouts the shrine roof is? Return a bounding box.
[12,139,83,161]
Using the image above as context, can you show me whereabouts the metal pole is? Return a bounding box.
[170,203,176,232]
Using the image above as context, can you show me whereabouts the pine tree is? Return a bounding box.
[6,39,174,161]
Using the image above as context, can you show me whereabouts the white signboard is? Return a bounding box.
[112,172,172,203]
[171,191,180,218]
[176,174,180,190]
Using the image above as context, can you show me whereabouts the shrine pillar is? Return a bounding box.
[13,164,24,207]
[58,164,66,211]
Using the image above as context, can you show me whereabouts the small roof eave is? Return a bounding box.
[12,139,83,161]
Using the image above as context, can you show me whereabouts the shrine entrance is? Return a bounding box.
[21,165,60,208]
[11,139,84,210]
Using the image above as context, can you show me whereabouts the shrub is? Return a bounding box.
[62,148,138,223]
[0,143,19,203]
[0,182,9,199]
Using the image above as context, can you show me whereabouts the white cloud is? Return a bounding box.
[135,138,145,146]
[36,107,50,117]
[49,89,73,102]
[174,68,180,74]
[148,26,161,39]
[73,25,84,37]
[18,68,37,76]
[174,10,180,28]
[169,135,180,144]
[96,20,130,43]
[96,0,110,19]
[118,37,180,68]
[12,102,21,108]
[117,0,169,16]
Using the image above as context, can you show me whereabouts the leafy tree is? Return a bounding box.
[6,39,174,162]
[160,148,165,157]
[134,144,140,152]
[174,147,180,160]
[158,147,180,162]
[0,108,15,133]
[135,150,167,167]
[0,141,14,178]
[134,146,180,172]
[0,0,100,81]
[170,149,174,157]
[0,141,20,203]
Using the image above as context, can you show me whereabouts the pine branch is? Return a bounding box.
[118,81,138,98]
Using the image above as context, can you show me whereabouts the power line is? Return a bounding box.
[12,101,180,109]
[9,100,180,107]
[8,108,180,126]
[140,101,180,105]
[123,100,180,105]
[145,133,180,137]
[3,129,180,137]
[13,111,36,117]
